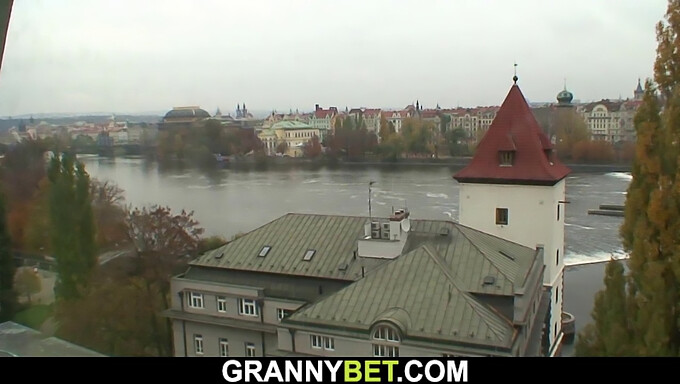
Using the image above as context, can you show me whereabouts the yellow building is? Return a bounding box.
[258,120,320,157]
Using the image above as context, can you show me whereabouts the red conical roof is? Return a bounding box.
[454,83,571,186]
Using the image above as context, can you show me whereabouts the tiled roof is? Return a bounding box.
[313,110,336,118]
[581,99,625,113]
[363,108,382,117]
[454,84,570,185]
[286,245,517,348]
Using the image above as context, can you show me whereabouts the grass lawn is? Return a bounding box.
[13,304,54,330]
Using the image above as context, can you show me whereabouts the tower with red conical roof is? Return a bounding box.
[454,75,571,356]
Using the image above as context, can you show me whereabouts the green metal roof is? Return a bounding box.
[191,214,385,280]
[286,245,516,348]
[192,214,538,290]
[189,213,540,349]
[271,120,314,130]
[404,220,537,296]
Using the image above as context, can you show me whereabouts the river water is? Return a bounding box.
[80,156,631,266]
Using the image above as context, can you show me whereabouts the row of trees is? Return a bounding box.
[0,139,222,355]
[576,0,680,356]
[157,120,262,165]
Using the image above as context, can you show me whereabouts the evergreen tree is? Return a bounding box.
[0,189,16,321]
[577,1,680,356]
[75,162,97,278]
[48,154,97,301]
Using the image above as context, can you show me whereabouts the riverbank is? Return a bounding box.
[144,154,632,173]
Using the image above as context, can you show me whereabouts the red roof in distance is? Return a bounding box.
[454,83,571,186]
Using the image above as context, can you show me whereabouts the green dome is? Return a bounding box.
[557,89,573,105]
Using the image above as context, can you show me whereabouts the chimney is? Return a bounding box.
[315,104,320,111]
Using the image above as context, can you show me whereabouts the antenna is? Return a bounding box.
[368,181,375,219]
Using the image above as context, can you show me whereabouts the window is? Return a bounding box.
[194,335,203,355]
[239,298,259,316]
[303,249,316,261]
[311,335,323,349]
[245,343,256,357]
[554,323,558,339]
[555,287,559,304]
[499,150,514,166]
[277,308,292,321]
[373,344,399,357]
[557,204,560,221]
[495,208,509,225]
[219,338,229,357]
[310,334,335,351]
[188,291,204,309]
[556,249,560,266]
[258,246,271,257]
[217,296,227,313]
[373,326,400,342]
[324,336,335,351]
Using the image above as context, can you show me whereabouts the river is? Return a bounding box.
[79,156,631,266]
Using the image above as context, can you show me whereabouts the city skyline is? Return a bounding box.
[0,0,666,116]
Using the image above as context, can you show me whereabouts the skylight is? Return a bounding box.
[258,246,271,257]
[303,249,316,261]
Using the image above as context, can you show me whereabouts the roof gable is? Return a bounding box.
[454,84,570,185]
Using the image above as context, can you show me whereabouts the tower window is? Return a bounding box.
[556,249,560,266]
[557,205,560,221]
[499,151,514,166]
[495,208,509,225]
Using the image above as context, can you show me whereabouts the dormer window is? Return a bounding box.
[499,151,514,166]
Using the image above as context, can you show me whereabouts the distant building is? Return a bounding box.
[444,107,499,143]
[235,103,253,119]
[579,99,639,142]
[0,321,105,357]
[160,106,211,130]
[309,105,338,141]
[577,80,643,143]
[381,109,412,134]
[347,108,382,135]
[634,78,644,101]
[257,120,320,157]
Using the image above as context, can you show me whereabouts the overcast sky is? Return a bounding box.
[0,0,669,116]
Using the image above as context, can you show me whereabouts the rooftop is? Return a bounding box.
[454,81,571,185]
[191,213,538,291]
[285,245,516,349]
[0,321,105,357]
[270,120,314,130]
[163,107,211,121]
